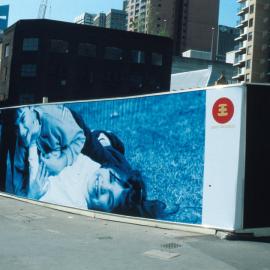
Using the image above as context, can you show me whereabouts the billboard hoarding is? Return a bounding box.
[0,85,247,229]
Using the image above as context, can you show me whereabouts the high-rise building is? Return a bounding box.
[181,0,219,57]
[233,0,270,83]
[126,0,219,56]
[75,9,127,30]
[216,25,239,62]
[94,13,106,28]
[123,0,128,11]
[0,5,9,32]
[74,13,96,25]
[106,9,127,31]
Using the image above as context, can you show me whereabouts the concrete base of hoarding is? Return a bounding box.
[215,228,270,240]
[1,192,269,240]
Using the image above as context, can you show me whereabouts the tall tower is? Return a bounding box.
[125,0,219,56]
[74,13,96,25]
[233,0,270,83]
[126,0,149,33]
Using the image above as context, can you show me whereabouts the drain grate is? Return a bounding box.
[97,236,113,240]
[161,243,181,249]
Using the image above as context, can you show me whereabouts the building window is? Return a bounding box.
[249,18,253,28]
[4,67,8,81]
[78,43,96,57]
[131,50,145,64]
[60,80,67,86]
[246,59,251,69]
[0,94,5,101]
[19,94,35,105]
[21,64,37,77]
[152,53,163,66]
[4,44,10,57]
[50,39,69,53]
[129,72,143,88]
[80,66,94,84]
[261,44,267,50]
[250,4,254,14]
[246,73,251,82]
[103,71,122,83]
[260,72,265,79]
[22,38,39,51]
[104,47,123,60]
[247,45,252,55]
[89,71,94,84]
[247,32,253,41]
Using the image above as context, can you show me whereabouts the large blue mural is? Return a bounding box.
[0,90,206,224]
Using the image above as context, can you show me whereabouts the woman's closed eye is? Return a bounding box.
[107,190,114,209]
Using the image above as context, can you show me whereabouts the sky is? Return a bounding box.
[0,0,238,27]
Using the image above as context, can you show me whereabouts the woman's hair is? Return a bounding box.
[102,164,178,219]
[15,106,40,126]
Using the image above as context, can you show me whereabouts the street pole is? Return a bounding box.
[211,27,215,61]
[163,19,167,36]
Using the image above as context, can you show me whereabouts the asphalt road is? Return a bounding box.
[0,195,270,270]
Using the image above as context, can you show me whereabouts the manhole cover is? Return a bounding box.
[161,243,181,249]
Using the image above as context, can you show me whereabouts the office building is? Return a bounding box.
[126,0,172,35]
[233,0,270,83]
[75,9,127,31]
[126,0,219,56]
[216,25,239,62]
[74,13,96,25]
[0,19,173,105]
[106,9,127,31]
[93,13,106,28]
[0,5,9,32]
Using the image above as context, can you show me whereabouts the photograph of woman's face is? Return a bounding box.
[86,168,126,212]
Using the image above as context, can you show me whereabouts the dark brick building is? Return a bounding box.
[0,19,173,106]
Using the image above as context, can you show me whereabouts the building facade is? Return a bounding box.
[93,13,106,28]
[74,13,96,25]
[125,0,219,56]
[216,25,239,62]
[180,0,219,57]
[233,0,270,83]
[75,9,127,31]
[0,5,9,33]
[0,19,173,106]
[106,9,127,31]
[172,56,236,85]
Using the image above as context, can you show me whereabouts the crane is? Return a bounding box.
[37,0,48,19]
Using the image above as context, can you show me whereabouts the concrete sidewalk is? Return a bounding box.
[0,195,270,270]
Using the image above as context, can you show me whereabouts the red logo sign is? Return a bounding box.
[212,97,234,124]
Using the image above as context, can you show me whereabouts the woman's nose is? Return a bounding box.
[101,180,109,190]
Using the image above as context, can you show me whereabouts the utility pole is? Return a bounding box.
[37,0,48,19]
[210,27,215,61]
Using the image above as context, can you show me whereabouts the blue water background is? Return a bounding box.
[66,91,206,224]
